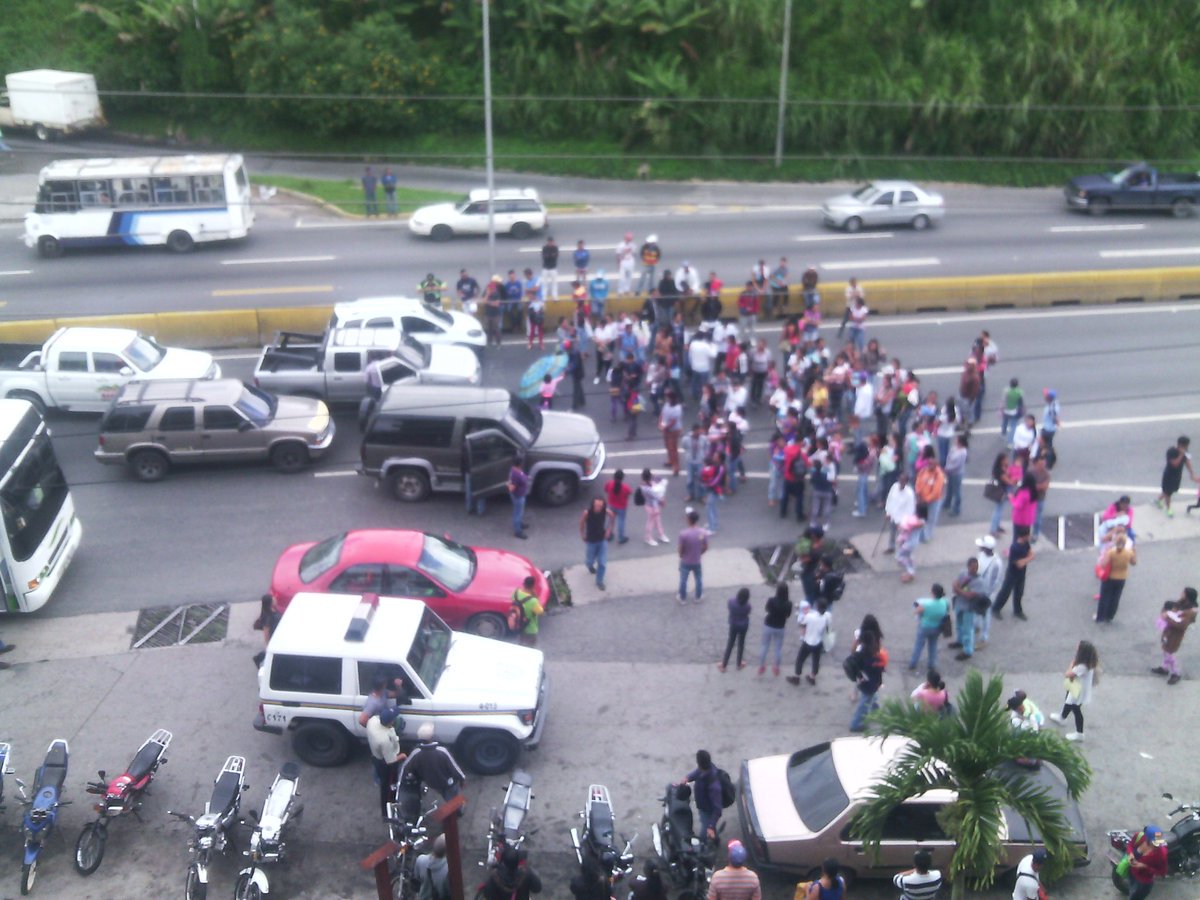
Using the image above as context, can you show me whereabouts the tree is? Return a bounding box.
[850,670,1091,900]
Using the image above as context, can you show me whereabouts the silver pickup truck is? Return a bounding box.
[252,327,480,404]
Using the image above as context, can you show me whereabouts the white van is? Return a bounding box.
[253,593,547,775]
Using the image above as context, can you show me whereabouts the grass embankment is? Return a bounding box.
[252,175,456,216]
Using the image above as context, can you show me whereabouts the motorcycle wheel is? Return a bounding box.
[234,871,264,900]
[1110,863,1131,893]
[74,822,107,875]
[185,864,207,900]
[20,859,36,895]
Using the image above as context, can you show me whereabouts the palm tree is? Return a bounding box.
[850,670,1091,900]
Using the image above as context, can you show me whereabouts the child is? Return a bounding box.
[1048,640,1098,741]
[640,468,668,546]
[539,372,564,409]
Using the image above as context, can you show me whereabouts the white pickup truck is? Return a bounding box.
[0,327,220,414]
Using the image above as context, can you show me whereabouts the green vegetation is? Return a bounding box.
[7,0,1200,186]
[253,175,455,216]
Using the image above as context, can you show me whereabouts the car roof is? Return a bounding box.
[114,378,244,405]
[328,327,402,349]
[269,592,426,658]
[52,327,139,352]
[866,180,923,192]
[377,384,510,417]
[335,528,425,563]
[336,297,424,313]
[467,188,539,202]
[830,736,955,802]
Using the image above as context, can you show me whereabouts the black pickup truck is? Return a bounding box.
[1065,163,1200,217]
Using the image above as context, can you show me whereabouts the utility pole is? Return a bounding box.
[773,0,793,169]
[482,0,497,275]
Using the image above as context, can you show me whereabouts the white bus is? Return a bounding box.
[0,399,81,612]
[24,153,254,258]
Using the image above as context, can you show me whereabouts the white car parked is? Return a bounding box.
[331,297,487,353]
[820,180,945,233]
[408,188,547,241]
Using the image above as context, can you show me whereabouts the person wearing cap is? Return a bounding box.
[1041,387,1061,452]
[482,846,543,900]
[1125,825,1169,898]
[707,839,761,900]
[1011,848,1047,900]
[413,833,450,900]
[616,231,637,295]
[419,272,447,308]
[366,706,406,819]
[398,722,466,803]
[974,533,1002,646]
[637,234,661,296]
[588,268,610,319]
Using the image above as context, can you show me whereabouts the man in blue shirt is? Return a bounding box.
[588,270,610,320]
[507,459,529,539]
[503,269,524,333]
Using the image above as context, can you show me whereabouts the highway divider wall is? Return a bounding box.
[1,266,1197,349]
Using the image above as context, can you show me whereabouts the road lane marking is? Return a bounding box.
[1049,224,1146,233]
[793,233,894,242]
[220,255,336,266]
[314,470,357,478]
[820,257,940,271]
[210,285,334,297]
[0,270,32,277]
[1099,247,1200,259]
[911,366,962,376]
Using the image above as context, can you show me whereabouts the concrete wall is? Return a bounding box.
[2,266,1197,348]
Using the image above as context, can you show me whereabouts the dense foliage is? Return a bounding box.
[6,0,1200,165]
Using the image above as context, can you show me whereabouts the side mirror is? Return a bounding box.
[238,420,254,432]
[242,784,250,792]
[97,770,107,780]
[119,367,134,377]
[1163,792,1175,801]
[249,809,260,822]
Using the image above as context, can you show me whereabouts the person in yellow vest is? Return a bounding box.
[512,575,545,647]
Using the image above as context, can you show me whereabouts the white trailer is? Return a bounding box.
[0,69,105,140]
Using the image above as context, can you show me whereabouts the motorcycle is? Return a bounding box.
[234,761,303,900]
[481,768,534,867]
[18,738,70,896]
[387,776,433,900]
[169,755,248,900]
[74,728,172,876]
[571,783,635,884]
[651,783,716,900]
[1108,791,1200,892]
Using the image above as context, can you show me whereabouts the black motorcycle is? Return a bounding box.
[650,783,716,900]
[1108,791,1200,892]
[571,783,635,884]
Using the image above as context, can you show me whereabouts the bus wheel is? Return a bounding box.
[167,230,195,253]
[37,236,63,259]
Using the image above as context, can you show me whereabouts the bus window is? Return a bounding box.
[37,181,79,214]
[152,176,191,205]
[115,177,151,206]
[192,174,226,204]
[0,435,69,563]
[234,165,249,195]
[78,179,113,208]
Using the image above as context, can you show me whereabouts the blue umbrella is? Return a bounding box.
[518,351,568,399]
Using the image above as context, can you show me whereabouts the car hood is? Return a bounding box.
[269,542,313,608]
[265,395,329,434]
[1067,174,1113,192]
[998,762,1088,849]
[746,754,819,841]
[424,344,481,384]
[459,547,544,609]
[432,634,542,708]
[444,310,486,340]
[531,411,602,458]
[150,348,219,379]
[822,191,864,210]
[412,202,456,222]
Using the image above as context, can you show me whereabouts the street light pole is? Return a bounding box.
[482,0,497,276]
[773,0,793,169]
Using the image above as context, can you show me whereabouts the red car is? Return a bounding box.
[269,529,551,638]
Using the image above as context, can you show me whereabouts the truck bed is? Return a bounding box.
[256,332,325,374]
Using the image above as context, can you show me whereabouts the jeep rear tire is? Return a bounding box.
[129,449,169,483]
[535,471,578,507]
[292,721,352,767]
[459,730,519,776]
[389,468,431,502]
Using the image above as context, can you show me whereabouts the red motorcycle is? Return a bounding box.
[73,729,172,875]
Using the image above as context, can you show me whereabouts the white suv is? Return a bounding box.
[253,593,548,775]
[408,188,547,241]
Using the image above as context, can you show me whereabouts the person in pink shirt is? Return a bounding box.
[1009,472,1039,537]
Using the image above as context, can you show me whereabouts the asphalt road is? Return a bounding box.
[31,300,1200,620]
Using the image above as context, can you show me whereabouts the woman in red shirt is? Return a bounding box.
[1125,825,1169,899]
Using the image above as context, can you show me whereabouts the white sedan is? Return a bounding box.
[331,297,487,353]
[821,181,945,233]
[408,188,548,241]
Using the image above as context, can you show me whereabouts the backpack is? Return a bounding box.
[810,463,831,492]
[788,452,807,480]
[507,593,530,633]
[715,767,737,808]
[842,653,862,682]
[633,486,646,506]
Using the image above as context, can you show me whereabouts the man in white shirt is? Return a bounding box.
[725,377,749,416]
[366,707,405,819]
[852,373,875,438]
[1012,849,1046,900]
[974,534,1003,646]
[687,334,717,403]
[675,262,701,295]
[615,231,636,295]
[884,472,916,554]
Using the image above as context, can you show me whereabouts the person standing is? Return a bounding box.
[1048,640,1098,741]
[636,234,661,296]
[1011,849,1047,900]
[944,434,969,517]
[616,232,636,295]
[958,358,981,426]
[908,584,949,671]
[1029,454,1052,542]
[700,453,725,533]
[677,509,708,604]
[894,849,943,900]
[780,439,810,523]
[573,239,590,279]
[524,268,546,350]
[507,458,530,539]
[366,707,405,818]
[678,751,725,841]
[1122,827,1169,900]
[974,535,1003,647]
[540,236,560,302]
[839,277,864,337]
[849,618,887,732]
[380,167,399,217]
[658,389,684,476]
[757,583,793,677]
[1155,435,1197,517]
[361,166,379,217]
[950,557,987,661]
[1155,587,1198,684]
[737,281,760,338]
[884,471,916,554]
[579,498,614,591]
[483,275,504,346]
[895,505,925,585]
[604,470,633,546]
[456,268,480,313]
[914,446,946,543]
[1041,388,1061,458]
[788,599,831,686]
[992,531,1036,622]
[1000,377,1025,447]
[707,840,762,900]
[511,575,545,648]
[682,423,709,502]
[1009,471,1039,538]
[718,588,752,672]
[768,257,789,319]
[588,269,609,320]
[1096,533,1136,623]
[846,295,869,354]
[399,723,467,802]
[988,451,1019,537]
[640,468,669,546]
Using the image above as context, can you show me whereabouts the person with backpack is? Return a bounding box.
[510,575,544,647]
[808,442,838,531]
[779,438,809,523]
[481,846,543,900]
[677,750,732,840]
[849,617,887,732]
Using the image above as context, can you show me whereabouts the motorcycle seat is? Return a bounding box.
[126,742,164,781]
[209,771,242,816]
[394,781,422,825]
[669,806,695,848]
[589,800,614,845]
[38,743,69,794]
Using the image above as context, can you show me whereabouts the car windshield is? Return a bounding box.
[504,395,541,445]
[123,336,167,372]
[423,306,453,326]
[417,534,476,593]
[851,184,878,201]
[236,385,276,427]
[786,744,850,832]
[406,606,453,693]
[400,333,432,367]
[299,533,346,583]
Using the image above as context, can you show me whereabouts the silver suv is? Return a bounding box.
[95,379,335,481]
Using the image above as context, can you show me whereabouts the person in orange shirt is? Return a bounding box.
[913,445,946,543]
